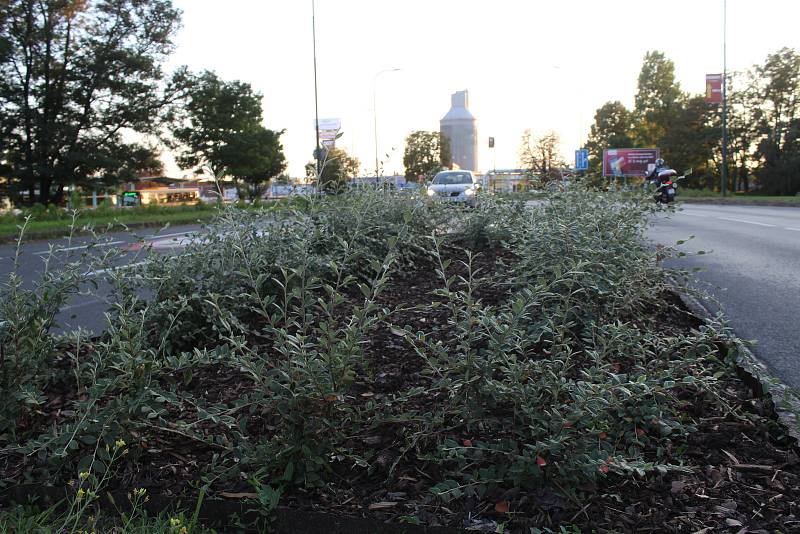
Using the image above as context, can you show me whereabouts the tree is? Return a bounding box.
[585,101,634,172]
[726,71,760,192]
[519,130,565,184]
[402,131,452,182]
[169,70,286,198]
[751,48,800,195]
[220,127,287,201]
[633,51,685,148]
[169,71,263,173]
[307,147,360,192]
[628,51,718,189]
[0,0,181,205]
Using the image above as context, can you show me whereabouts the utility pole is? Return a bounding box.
[721,0,728,196]
[373,68,401,178]
[312,0,321,177]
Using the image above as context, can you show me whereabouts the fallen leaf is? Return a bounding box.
[670,480,686,493]
[536,456,547,467]
[635,427,646,437]
[219,492,258,499]
[369,501,398,510]
[562,421,573,428]
[463,439,473,447]
[599,431,607,440]
[598,465,609,474]
[494,500,510,513]
[725,518,743,527]
[360,392,375,397]
[389,327,406,337]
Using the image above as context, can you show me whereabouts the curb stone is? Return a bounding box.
[674,288,800,445]
[680,198,800,208]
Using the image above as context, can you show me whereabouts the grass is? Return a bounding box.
[677,187,800,203]
[0,199,299,241]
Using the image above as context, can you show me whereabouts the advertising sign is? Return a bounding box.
[602,148,659,177]
[705,74,723,104]
[314,118,341,131]
[575,149,589,171]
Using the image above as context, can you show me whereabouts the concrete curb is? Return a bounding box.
[674,287,800,445]
[680,198,800,208]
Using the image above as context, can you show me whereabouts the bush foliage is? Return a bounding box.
[0,190,744,528]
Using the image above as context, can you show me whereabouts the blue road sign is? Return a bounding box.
[575,149,589,171]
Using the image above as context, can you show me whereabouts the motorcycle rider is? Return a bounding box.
[646,158,668,185]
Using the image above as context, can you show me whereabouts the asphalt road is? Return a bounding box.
[648,203,800,388]
[0,223,205,334]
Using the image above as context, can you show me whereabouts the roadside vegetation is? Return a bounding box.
[1,190,797,532]
[0,200,302,242]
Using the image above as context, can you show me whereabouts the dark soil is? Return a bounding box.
[2,242,799,533]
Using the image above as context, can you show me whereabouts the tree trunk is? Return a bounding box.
[38,177,51,205]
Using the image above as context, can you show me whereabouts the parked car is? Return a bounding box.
[426,171,481,205]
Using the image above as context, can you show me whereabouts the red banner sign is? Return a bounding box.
[705,73,723,104]
[602,148,660,177]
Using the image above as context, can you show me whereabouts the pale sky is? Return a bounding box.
[164,0,800,178]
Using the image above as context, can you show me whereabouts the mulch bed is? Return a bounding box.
[2,242,799,533]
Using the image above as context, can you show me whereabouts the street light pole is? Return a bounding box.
[312,0,321,177]
[373,68,401,178]
[721,0,728,196]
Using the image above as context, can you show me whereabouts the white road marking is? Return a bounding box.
[62,299,107,311]
[86,260,150,277]
[35,240,125,255]
[682,213,709,217]
[144,231,193,240]
[716,216,776,227]
[786,227,800,232]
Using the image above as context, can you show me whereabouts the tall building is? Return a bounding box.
[440,90,478,171]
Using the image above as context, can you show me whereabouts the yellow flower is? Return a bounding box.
[114,438,127,450]
[180,528,188,534]
[133,487,147,498]
[79,471,90,482]
[76,488,85,500]
[170,517,182,527]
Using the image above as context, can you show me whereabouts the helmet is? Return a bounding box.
[655,158,665,167]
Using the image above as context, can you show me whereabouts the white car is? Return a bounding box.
[426,171,481,205]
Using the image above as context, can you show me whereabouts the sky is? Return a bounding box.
[163,0,800,178]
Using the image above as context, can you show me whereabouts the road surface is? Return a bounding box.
[648,203,800,388]
[0,223,205,334]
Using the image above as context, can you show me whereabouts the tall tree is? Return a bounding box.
[726,71,760,192]
[169,70,286,198]
[0,0,182,204]
[752,48,800,195]
[220,126,287,201]
[585,101,634,172]
[633,51,685,148]
[519,130,565,183]
[169,70,263,174]
[402,131,451,182]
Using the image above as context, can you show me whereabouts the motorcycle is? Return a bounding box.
[650,168,681,204]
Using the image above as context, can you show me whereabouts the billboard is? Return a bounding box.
[314,118,341,131]
[705,74,723,104]
[602,148,660,177]
[314,118,341,150]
